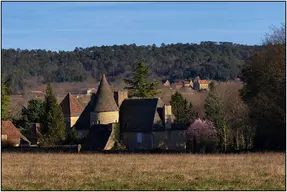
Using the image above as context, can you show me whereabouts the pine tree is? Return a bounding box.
[1,76,11,120]
[124,62,159,98]
[40,84,66,146]
[171,92,194,124]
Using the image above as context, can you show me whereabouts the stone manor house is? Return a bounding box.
[60,74,186,151]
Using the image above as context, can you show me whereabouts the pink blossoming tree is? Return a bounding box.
[185,118,218,153]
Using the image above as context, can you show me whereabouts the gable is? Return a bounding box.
[60,93,84,117]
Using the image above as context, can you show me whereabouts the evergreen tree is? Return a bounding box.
[171,92,194,124]
[124,62,159,98]
[13,99,44,135]
[1,76,11,120]
[40,84,66,146]
[204,86,228,151]
[209,81,215,92]
[65,127,80,145]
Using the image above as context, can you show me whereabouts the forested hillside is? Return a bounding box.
[2,42,261,93]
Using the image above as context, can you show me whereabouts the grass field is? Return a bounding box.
[1,152,285,190]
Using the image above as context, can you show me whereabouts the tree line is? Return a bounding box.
[172,24,286,152]
[2,25,284,151]
[2,42,261,94]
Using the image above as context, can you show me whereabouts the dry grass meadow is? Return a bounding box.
[1,152,285,190]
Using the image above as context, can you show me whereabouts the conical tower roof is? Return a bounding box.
[60,93,84,116]
[93,74,119,112]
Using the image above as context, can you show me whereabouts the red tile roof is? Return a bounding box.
[60,93,84,116]
[31,91,44,94]
[175,81,184,85]
[198,80,209,84]
[163,80,171,87]
[2,121,29,141]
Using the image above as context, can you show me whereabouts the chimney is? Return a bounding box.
[114,90,128,107]
[30,123,41,145]
[163,105,172,129]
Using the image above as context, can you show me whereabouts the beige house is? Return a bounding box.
[2,121,30,147]
[60,93,84,129]
[193,76,209,90]
[73,74,187,151]
[120,98,186,151]
[194,80,209,90]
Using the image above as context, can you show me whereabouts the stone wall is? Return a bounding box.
[122,130,186,151]
[153,130,186,150]
[121,132,152,150]
[90,111,119,125]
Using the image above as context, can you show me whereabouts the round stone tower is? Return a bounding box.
[90,74,119,126]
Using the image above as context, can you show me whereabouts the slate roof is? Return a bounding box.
[60,93,84,116]
[74,74,119,130]
[83,124,112,150]
[120,98,162,133]
[74,93,96,130]
[92,74,119,112]
[2,121,30,143]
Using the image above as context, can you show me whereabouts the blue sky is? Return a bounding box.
[2,2,285,51]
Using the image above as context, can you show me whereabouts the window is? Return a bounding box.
[137,133,142,144]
